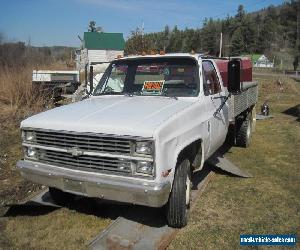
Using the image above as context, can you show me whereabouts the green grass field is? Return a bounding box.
[0,73,299,249]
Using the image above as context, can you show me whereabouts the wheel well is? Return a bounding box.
[237,105,255,121]
[177,139,202,170]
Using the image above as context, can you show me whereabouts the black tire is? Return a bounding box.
[236,114,252,148]
[49,187,75,206]
[166,159,192,228]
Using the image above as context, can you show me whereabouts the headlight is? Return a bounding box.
[22,130,35,141]
[136,161,153,175]
[117,159,131,171]
[135,141,153,155]
[25,147,37,158]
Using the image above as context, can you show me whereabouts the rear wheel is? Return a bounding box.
[49,187,75,206]
[166,159,192,228]
[236,113,252,148]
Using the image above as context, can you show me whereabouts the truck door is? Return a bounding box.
[202,60,228,155]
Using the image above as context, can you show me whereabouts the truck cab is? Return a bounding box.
[17,53,257,228]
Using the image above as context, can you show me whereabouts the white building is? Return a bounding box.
[253,54,274,68]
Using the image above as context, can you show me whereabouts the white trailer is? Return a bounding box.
[32,70,80,98]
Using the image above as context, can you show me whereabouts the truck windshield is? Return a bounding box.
[93,57,199,97]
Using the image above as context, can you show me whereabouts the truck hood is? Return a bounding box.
[21,96,195,137]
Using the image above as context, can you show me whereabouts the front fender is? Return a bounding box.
[156,125,208,187]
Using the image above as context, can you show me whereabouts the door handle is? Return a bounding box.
[212,95,226,99]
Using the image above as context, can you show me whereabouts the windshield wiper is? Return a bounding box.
[162,92,178,100]
[124,92,134,97]
[95,92,123,96]
[124,91,143,97]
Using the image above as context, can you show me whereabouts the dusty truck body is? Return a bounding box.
[32,70,80,99]
[18,53,257,228]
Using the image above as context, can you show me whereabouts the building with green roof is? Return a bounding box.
[83,32,125,50]
[75,32,125,70]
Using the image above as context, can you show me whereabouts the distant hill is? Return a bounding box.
[0,42,76,68]
[125,1,299,69]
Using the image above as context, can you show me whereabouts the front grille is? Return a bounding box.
[34,130,131,155]
[37,148,132,175]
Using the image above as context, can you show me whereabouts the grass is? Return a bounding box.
[0,63,70,210]
[0,69,299,249]
[1,207,111,250]
[0,63,112,250]
[169,75,300,249]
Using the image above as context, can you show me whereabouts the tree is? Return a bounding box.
[236,5,245,23]
[0,33,3,45]
[293,56,299,71]
[122,1,297,60]
[162,26,171,51]
[168,26,183,52]
[125,27,151,54]
[88,21,96,32]
[201,18,219,55]
[231,28,245,55]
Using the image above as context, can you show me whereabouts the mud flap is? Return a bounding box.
[207,154,253,178]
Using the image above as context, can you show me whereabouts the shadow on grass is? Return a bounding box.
[282,104,300,121]
[2,193,167,228]
[3,204,58,217]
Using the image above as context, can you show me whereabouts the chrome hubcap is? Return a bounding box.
[186,176,191,205]
[247,121,251,139]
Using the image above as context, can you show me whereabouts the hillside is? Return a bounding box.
[125,1,299,69]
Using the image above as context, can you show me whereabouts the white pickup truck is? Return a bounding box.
[17,53,258,228]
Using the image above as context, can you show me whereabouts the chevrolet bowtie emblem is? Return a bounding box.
[67,147,83,157]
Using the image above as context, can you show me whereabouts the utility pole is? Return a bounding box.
[295,0,300,72]
[219,32,223,57]
[297,0,300,54]
[141,21,145,52]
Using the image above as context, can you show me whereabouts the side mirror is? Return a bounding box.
[228,59,241,93]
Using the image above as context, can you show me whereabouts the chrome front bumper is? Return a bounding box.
[17,160,171,207]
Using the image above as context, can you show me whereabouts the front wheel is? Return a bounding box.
[165,159,192,228]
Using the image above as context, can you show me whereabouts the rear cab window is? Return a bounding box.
[202,60,221,96]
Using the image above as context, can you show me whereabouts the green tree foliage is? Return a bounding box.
[88,21,96,32]
[293,56,299,70]
[231,28,245,56]
[125,1,298,62]
[125,28,151,54]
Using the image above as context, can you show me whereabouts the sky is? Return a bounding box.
[0,0,285,47]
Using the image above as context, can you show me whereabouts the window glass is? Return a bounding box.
[202,61,221,95]
[94,58,199,97]
[100,64,127,93]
